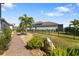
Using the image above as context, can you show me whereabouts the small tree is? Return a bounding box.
[27,17,34,30]
[69,19,79,39]
[19,14,34,34]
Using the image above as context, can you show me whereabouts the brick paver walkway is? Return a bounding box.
[4,32,32,56]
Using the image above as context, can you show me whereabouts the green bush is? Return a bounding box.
[47,48,79,56]
[0,32,6,49]
[26,36,43,49]
[3,27,12,42]
[16,27,22,32]
[48,48,68,56]
[0,31,8,55]
[65,27,79,36]
[0,27,12,55]
[67,48,79,56]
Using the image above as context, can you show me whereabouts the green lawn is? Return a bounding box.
[29,31,79,49]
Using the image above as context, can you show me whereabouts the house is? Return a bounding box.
[0,3,13,30]
[0,18,11,30]
[28,21,63,32]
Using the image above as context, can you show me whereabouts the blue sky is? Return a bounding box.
[2,3,79,27]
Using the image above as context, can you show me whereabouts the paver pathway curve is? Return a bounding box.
[4,32,32,56]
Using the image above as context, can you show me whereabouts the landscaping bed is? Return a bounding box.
[0,27,12,55]
[25,32,79,56]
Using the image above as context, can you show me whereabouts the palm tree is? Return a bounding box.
[19,22,25,32]
[27,17,34,30]
[19,14,34,34]
[69,19,79,39]
[19,15,28,33]
[69,19,79,27]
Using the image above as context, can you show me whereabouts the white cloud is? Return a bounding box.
[3,3,16,8]
[41,6,73,17]
[55,6,71,13]
[45,6,70,17]
[45,12,63,17]
[2,3,16,11]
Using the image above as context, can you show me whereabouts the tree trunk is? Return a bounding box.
[25,28,27,35]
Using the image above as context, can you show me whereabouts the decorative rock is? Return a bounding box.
[43,37,55,52]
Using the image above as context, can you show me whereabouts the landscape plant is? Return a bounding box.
[3,27,12,41]
[47,48,79,56]
[18,14,34,34]
[26,35,44,49]
[0,27,12,55]
[69,19,79,39]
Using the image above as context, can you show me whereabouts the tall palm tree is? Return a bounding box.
[27,17,34,30]
[19,22,25,32]
[19,14,28,33]
[69,19,79,39]
[69,19,79,27]
[19,14,34,34]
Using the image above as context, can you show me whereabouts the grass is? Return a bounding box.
[27,31,79,56]
[29,31,79,49]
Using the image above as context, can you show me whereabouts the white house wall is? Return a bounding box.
[27,26,58,30]
[36,27,57,30]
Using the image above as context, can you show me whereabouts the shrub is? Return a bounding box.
[26,36,43,49]
[0,31,8,55]
[47,48,79,56]
[65,27,79,36]
[48,48,68,56]
[67,48,79,56]
[3,27,12,42]
[0,27,12,55]
[16,27,22,32]
[0,32,6,50]
[16,26,27,35]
